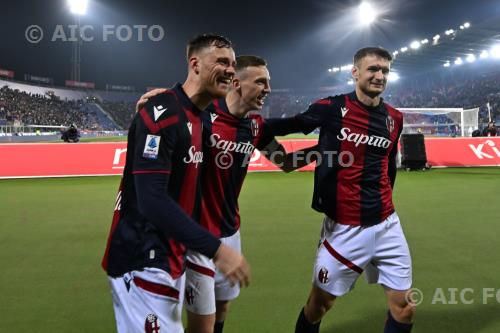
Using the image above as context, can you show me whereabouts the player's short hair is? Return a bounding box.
[186,34,233,60]
[353,46,392,65]
[235,55,267,72]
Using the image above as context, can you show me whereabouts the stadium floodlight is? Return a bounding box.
[333,67,340,72]
[445,29,454,36]
[341,64,353,71]
[491,45,500,58]
[388,72,399,82]
[421,39,429,44]
[68,0,88,15]
[328,68,332,72]
[433,34,440,43]
[410,41,421,49]
[480,50,489,59]
[466,54,476,63]
[443,62,451,68]
[464,22,471,28]
[401,47,408,53]
[460,25,465,30]
[347,79,354,85]
[358,2,378,26]
[454,57,463,65]
[392,50,399,56]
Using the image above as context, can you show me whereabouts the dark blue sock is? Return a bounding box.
[214,321,224,333]
[295,307,320,333]
[384,310,413,333]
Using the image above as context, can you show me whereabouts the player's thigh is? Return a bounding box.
[108,275,135,333]
[368,212,412,291]
[215,231,241,301]
[185,251,216,315]
[110,270,185,333]
[313,217,372,297]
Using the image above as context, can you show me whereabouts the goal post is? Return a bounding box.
[398,107,479,137]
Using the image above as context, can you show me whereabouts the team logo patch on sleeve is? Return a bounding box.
[144,313,160,333]
[143,135,161,159]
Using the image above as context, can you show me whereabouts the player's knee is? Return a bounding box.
[215,300,230,322]
[390,302,416,324]
[186,312,216,333]
[306,287,336,321]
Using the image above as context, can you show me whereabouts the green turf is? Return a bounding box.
[1,168,499,332]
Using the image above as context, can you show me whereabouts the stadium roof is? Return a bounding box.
[391,17,500,74]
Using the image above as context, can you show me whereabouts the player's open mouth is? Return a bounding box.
[256,95,266,106]
[217,77,232,88]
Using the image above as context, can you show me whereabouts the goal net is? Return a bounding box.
[398,108,479,137]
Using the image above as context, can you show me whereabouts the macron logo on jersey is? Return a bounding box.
[337,127,392,149]
[153,105,167,122]
[187,122,193,135]
[210,113,218,123]
[341,106,349,118]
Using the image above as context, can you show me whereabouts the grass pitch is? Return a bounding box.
[1,168,499,332]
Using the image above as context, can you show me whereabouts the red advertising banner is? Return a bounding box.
[0,68,15,79]
[425,137,500,167]
[0,138,499,179]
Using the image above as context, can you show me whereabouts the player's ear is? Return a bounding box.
[351,65,359,81]
[189,56,200,75]
[232,77,241,90]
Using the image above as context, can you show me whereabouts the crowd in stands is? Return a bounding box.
[0,86,102,130]
[266,70,500,135]
[100,101,135,130]
[2,68,499,135]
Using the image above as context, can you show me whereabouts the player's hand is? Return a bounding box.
[213,244,251,288]
[135,88,168,113]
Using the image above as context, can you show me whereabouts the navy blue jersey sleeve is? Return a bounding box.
[266,98,333,136]
[132,98,180,173]
[255,116,276,150]
[135,173,221,258]
[388,121,403,188]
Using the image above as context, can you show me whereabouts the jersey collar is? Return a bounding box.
[348,90,385,112]
[172,83,203,113]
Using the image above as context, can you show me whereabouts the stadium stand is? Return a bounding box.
[1,66,499,134]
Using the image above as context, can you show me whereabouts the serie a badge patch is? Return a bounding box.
[143,135,161,159]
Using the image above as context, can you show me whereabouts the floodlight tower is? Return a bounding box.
[68,0,88,82]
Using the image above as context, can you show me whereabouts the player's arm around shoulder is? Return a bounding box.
[257,115,319,172]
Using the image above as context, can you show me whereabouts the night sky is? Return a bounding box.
[1,0,499,90]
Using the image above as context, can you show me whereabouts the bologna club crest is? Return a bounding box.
[145,313,160,333]
[386,115,395,133]
[251,119,259,137]
[318,267,329,284]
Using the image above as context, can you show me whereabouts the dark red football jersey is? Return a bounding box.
[200,99,274,237]
[293,92,403,226]
[102,83,204,278]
